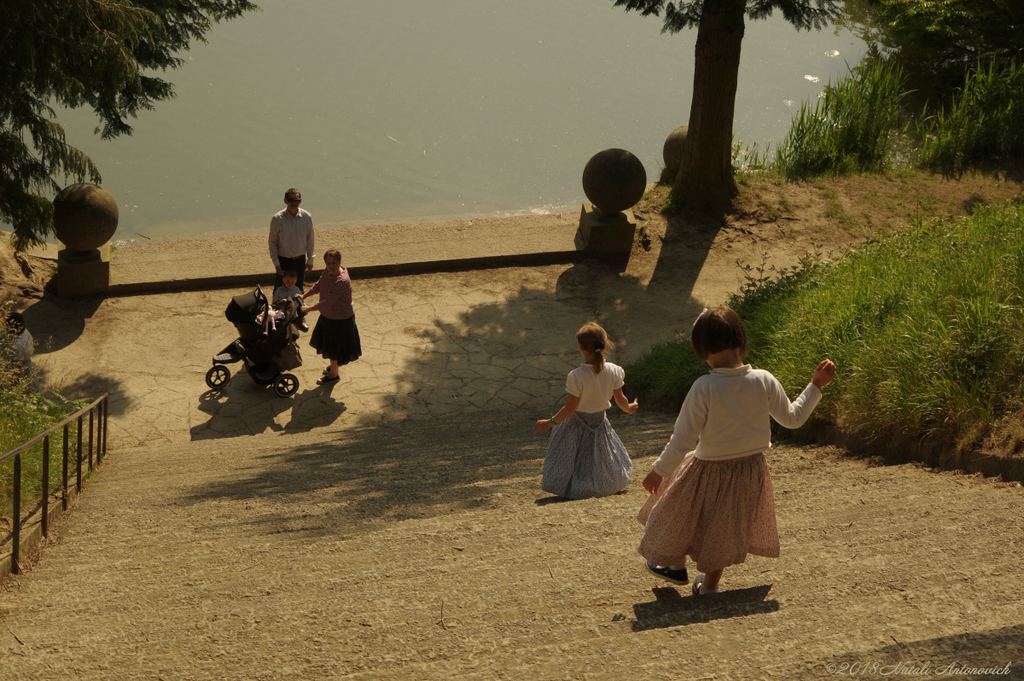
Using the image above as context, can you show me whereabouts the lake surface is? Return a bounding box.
[51,0,868,244]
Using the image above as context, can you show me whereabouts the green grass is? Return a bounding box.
[732,56,1024,187]
[0,392,84,518]
[628,202,1024,452]
[917,59,1024,175]
[774,58,908,178]
[1,314,86,518]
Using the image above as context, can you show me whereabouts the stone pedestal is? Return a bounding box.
[576,203,637,255]
[57,243,111,296]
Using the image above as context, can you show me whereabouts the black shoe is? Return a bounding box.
[646,561,688,585]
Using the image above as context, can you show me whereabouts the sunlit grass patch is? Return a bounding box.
[627,202,1024,455]
[774,58,908,178]
[1,310,86,517]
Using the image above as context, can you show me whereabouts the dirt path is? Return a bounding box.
[4,173,1024,678]
[2,414,1022,680]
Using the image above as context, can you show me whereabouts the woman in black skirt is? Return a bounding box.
[300,249,362,385]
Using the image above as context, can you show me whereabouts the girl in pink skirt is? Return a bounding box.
[637,307,836,595]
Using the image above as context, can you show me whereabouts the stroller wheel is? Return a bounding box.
[274,373,299,397]
[206,365,231,390]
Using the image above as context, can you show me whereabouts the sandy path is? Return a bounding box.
[1,414,1022,680]
[4,202,1024,678]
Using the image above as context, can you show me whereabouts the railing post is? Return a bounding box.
[12,454,21,575]
[77,415,83,493]
[2,393,110,573]
[88,408,94,472]
[100,396,108,463]
[63,423,69,511]
[42,437,49,538]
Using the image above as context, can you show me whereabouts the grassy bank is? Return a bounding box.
[628,202,1024,460]
[1,315,84,518]
[750,55,1024,180]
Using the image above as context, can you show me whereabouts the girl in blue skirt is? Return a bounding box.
[535,322,638,499]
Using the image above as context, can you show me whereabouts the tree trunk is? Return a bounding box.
[672,0,745,214]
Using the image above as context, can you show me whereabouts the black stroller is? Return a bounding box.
[205,286,306,397]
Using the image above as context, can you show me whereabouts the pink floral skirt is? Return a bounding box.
[637,451,779,574]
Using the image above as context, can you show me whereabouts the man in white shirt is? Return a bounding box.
[269,187,315,292]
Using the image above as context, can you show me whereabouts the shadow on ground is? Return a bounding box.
[365,217,721,422]
[632,584,778,631]
[21,291,103,355]
[178,409,674,540]
[181,414,555,533]
[191,381,347,440]
[796,623,1024,680]
[49,371,131,417]
[180,213,721,531]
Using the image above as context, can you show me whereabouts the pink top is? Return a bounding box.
[307,267,354,320]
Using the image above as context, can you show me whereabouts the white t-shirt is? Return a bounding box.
[652,364,822,476]
[565,362,625,413]
[13,329,33,364]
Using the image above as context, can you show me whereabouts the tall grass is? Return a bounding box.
[774,58,907,178]
[1,311,84,518]
[628,203,1024,451]
[917,59,1024,175]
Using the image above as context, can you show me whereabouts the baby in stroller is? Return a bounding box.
[205,285,308,397]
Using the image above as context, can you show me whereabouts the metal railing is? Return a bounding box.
[1,394,108,574]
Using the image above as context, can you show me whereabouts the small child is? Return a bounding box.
[637,307,836,595]
[535,322,639,499]
[273,271,308,331]
[4,311,38,391]
[273,271,302,304]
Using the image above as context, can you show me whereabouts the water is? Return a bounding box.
[48,0,867,244]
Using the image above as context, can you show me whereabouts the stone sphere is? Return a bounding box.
[662,125,689,174]
[582,149,647,214]
[53,184,119,251]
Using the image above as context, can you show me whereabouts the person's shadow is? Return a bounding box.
[632,584,778,630]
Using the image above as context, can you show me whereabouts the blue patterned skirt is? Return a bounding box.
[541,410,632,499]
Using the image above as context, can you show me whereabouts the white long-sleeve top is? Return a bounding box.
[651,364,822,477]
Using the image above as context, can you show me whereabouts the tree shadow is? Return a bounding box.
[51,371,131,417]
[19,291,103,355]
[553,214,720,344]
[177,211,723,534]
[647,211,727,296]
[961,193,990,214]
[179,413,553,538]
[631,584,778,631]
